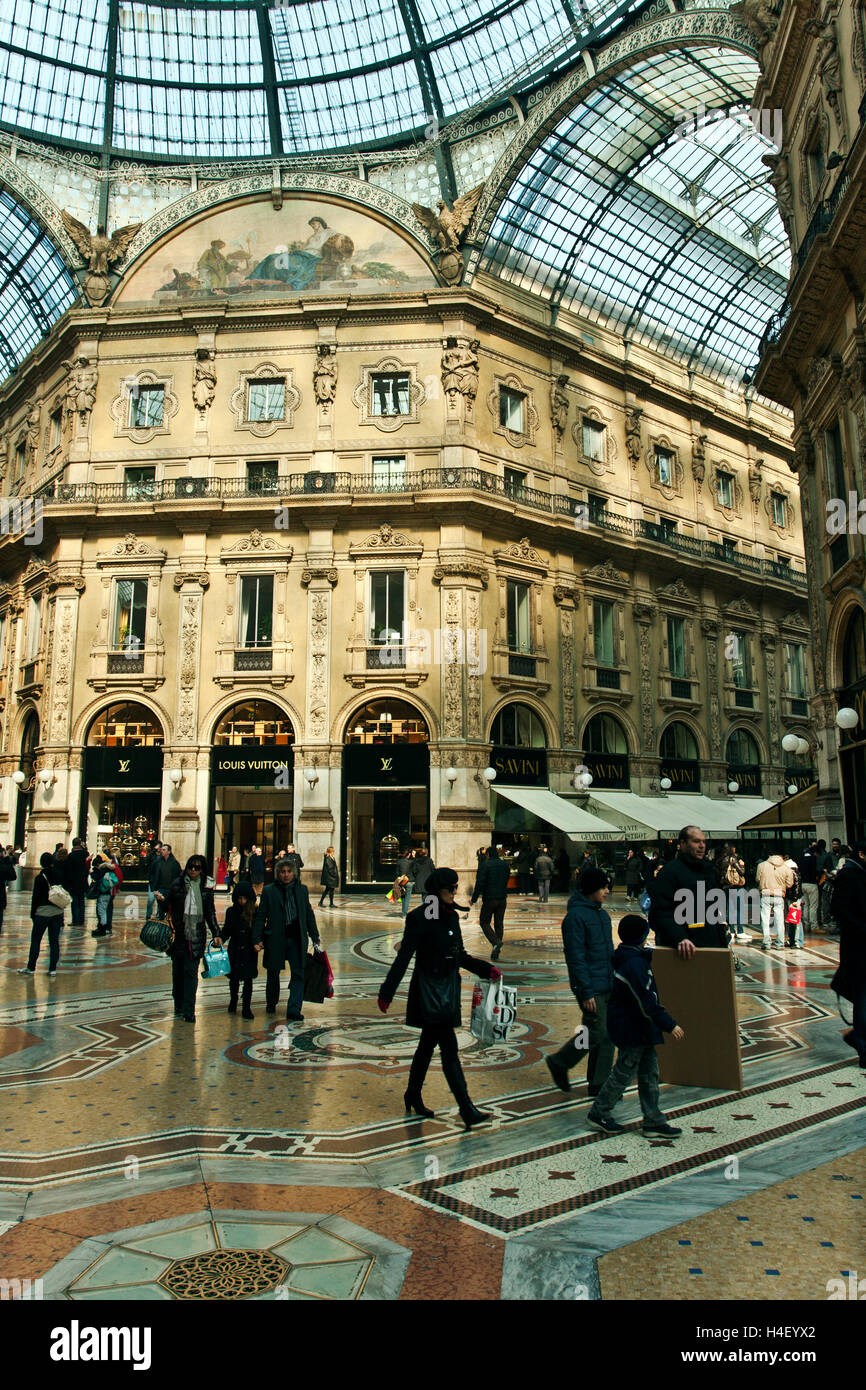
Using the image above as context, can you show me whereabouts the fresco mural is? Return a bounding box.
[118,198,436,303]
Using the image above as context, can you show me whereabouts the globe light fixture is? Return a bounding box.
[836,707,859,730]
[37,767,55,786]
[727,780,739,793]
[304,767,319,788]
[781,732,800,754]
[795,737,810,757]
[660,777,672,792]
[787,783,799,796]
[168,768,184,787]
[444,766,458,785]
[482,767,497,783]
[12,770,25,786]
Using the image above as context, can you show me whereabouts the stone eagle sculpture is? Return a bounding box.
[61,211,141,305]
[412,183,485,284]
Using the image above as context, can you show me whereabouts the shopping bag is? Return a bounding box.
[140,917,172,953]
[203,944,231,978]
[639,890,651,913]
[470,977,517,1046]
[303,947,334,1003]
[785,903,802,926]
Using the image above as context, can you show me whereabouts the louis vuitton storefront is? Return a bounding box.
[80,703,164,880]
[208,700,295,881]
[342,699,430,888]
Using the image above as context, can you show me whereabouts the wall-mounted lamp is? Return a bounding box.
[795,737,810,756]
[659,777,672,792]
[12,770,26,786]
[444,766,458,786]
[304,767,319,789]
[37,768,55,787]
[781,732,800,754]
[727,780,739,794]
[475,766,497,784]
[836,707,858,730]
[787,783,799,796]
[168,768,184,787]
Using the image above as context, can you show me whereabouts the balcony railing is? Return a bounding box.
[366,645,406,669]
[234,648,272,671]
[508,652,536,678]
[33,471,807,587]
[108,650,145,673]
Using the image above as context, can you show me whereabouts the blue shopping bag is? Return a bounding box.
[203,944,231,978]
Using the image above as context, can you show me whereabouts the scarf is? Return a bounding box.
[183,874,203,943]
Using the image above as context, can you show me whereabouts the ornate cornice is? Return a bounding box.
[300,567,338,588]
[432,561,488,588]
[349,523,423,557]
[96,534,167,567]
[172,571,210,591]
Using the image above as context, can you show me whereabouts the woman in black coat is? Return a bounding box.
[319,847,339,908]
[221,881,258,1019]
[378,867,500,1128]
[166,854,221,1023]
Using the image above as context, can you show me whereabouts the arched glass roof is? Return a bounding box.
[0,190,78,378]
[479,48,789,381]
[0,0,645,157]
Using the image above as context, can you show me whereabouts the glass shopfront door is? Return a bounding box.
[346,787,428,884]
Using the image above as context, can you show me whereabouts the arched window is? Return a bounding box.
[344,699,429,745]
[213,700,294,746]
[584,713,628,755]
[660,722,698,762]
[88,703,164,747]
[20,711,39,760]
[842,608,866,689]
[726,729,760,766]
[490,702,547,748]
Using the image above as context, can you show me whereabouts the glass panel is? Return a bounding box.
[240,575,273,648]
[114,578,147,649]
[772,493,787,527]
[726,728,758,764]
[213,700,294,746]
[655,450,673,486]
[730,630,750,688]
[717,472,733,507]
[667,616,686,677]
[371,456,406,490]
[344,699,429,744]
[582,419,605,460]
[88,702,163,747]
[124,466,155,499]
[247,461,279,492]
[507,581,531,651]
[785,642,806,698]
[500,388,524,432]
[660,721,697,761]
[371,374,410,416]
[247,381,285,422]
[369,570,405,643]
[585,713,626,754]
[129,385,164,428]
[593,599,614,667]
[26,595,41,662]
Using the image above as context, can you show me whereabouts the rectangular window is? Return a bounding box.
[730,630,751,688]
[49,409,63,449]
[0,614,6,670]
[785,642,806,698]
[667,616,686,678]
[507,580,531,652]
[369,570,406,644]
[371,456,406,490]
[246,461,279,493]
[26,595,41,663]
[588,492,607,523]
[654,448,674,486]
[129,385,164,429]
[717,471,734,508]
[114,578,148,651]
[593,599,615,668]
[246,380,285,423]
[771,492,787,528]
[825,422,847,499]
[582,419,606,461]
[14,443,26,481]
[239,575,274,648]
[371,374,410,417]
[499,387,525,433]
[124,466,156,500]
[504,467,526,500]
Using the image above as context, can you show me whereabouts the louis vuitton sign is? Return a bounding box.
[83,746,164,789]
[211,746,295,786]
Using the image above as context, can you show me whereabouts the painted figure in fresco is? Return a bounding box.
[247,216,354,290]
[197,239,232,291]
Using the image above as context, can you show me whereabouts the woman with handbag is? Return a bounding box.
[19,852,68,976]
[165,854,221,1023]
[221,882,258,1019]
[377,867,501,1129]
[90,853,119,939]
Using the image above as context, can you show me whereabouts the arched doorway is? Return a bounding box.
[210,700,295,883]
[583,712,630,788]
[659,721,700,792]
[490,701,548,785]
[83,703,165,875]
[342,698,430,886]
[726,728,762,796]
[838,607,866,841]
[14,712,39,849]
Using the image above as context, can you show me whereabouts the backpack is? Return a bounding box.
[725,858,744,887]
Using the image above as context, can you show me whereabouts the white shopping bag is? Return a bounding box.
[470,977,517,1046]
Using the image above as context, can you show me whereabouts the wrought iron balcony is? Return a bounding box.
[366,645,406,669]
[508,652,536,678]
[108,650,145,673]
[234,648,272,671]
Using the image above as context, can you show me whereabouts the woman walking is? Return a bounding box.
[166,854,221,1023]
[624,848,645,905]
[221,882,258,1019]
[19,852,66,977]
[319,847,339,908]
[378,867,501,1129]
[90,852,119,938]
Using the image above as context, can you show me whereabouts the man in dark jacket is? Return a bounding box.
[0,845,16,935]
[797,839,821,937]
[65,837,90,927]
[648,825,729,958]
[470,845,510,960]
[396,846,416,919]
[152,843,181,920]
[546,868,615,1096]
[829,841,866,1068]
[586,914,684,1138]
[253,857,320,1020]
[278,843,304,879]
[412,847,435,899]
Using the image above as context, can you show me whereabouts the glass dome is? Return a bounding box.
[0,0,646,157]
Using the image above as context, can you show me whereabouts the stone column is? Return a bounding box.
[554,585,579,750]
[296,564,338,881]
[162,571,209,859]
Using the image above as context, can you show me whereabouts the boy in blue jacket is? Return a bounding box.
[586,914,684,1139]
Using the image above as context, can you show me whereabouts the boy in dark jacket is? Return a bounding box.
[586,914,684,1139]
[222,882,258,1019]
[546,868,615,1096]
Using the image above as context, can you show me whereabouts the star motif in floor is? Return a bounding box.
[600,1155,628,1164]
[548,1170,575,1180]
[769,1102,792,1109]
[692,1126,716,1133]
[490,1187,519,1198]
[649,1140,675,1147]
[731,1114,755,1120]
[801,1091,823,1097]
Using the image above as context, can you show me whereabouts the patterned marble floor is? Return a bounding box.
[0,884,862,1300]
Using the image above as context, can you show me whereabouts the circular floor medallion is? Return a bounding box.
[158,1247,287,1299]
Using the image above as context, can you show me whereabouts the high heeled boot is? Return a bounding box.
[404,1049,435,1118]
[442,1052,492,1130]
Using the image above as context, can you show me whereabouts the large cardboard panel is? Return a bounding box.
[652,947,743,1091]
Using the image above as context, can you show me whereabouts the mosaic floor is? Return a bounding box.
[0,885,862,1301]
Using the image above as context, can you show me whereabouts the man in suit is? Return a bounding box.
[253,857,321,1021]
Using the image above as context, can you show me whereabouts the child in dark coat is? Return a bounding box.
[586,914,684,1139]
[221,883,259,1019]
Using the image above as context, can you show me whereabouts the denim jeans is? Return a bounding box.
[760,895,785,944]
[146,890,156,921]
[28,914,63,971]
[96,895,111,928]
[801,883,820,934]
[401,885,412,919]
[549,990,614,1093]
[590,1043,666,1125]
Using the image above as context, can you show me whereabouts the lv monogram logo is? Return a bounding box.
[380,756,393,771]
[118,758,130,773]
